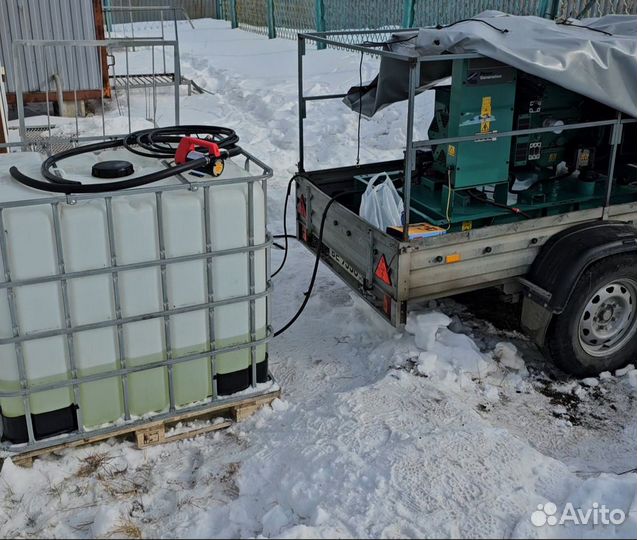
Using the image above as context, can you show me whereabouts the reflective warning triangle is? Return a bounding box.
[375,254,391,286]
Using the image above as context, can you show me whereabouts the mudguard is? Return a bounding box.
[524,220,637,314]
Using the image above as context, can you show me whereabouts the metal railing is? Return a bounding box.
[8,38,182,153]
[0,146,273,452]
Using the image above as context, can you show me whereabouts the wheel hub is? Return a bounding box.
[579,279,637,357]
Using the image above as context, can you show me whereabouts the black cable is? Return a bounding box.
[10,126,239,194]
[557,20,613,36]
[361,35,418,47]
[272,176,297,277]
[10,157,209,194]
[274,190,357,337]
[356,51,363,166]
[436,19,508,34]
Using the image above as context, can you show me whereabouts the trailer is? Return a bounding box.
[293,22,637,377]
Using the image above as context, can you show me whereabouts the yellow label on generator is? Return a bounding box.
[462,221,473,232]
[448,144,456,157]
[480,96,492,134]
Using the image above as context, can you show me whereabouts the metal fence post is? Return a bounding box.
[230,0,238,28]
[215,0,222,19]
[267,0,276,39]
[538,0,561,18]
[315,0,326,49]
[402,0,415,28]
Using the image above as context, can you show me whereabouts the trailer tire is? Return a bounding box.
[545,253,637,377]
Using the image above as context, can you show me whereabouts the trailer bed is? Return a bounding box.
[295,162,637,326]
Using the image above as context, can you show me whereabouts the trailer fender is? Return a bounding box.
[520,220,637,345]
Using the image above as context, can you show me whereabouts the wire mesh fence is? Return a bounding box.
[215,0,637,40]
[412,0,544,27]
[273,0,316,40]
[557,0,637,17]
[237,0,270,35]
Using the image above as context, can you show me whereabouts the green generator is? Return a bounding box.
[405,57,637,230]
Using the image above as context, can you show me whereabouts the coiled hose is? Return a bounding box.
[10,125,239,194]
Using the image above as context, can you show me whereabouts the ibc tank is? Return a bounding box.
[0,150,269,444]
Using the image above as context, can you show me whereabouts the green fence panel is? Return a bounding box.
[269,0,316,40]
[236,0,268,34]
[220,0,637,41]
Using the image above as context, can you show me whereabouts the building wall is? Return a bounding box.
[0,0,103,95]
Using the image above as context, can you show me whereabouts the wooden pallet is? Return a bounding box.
[9,389,280,467]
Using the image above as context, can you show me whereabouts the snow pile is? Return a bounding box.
[404,311,529,400]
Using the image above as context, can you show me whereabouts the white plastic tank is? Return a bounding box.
[0,149,268,443]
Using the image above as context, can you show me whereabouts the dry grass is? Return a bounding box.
[109,518,143,539]
[77,452,112,477]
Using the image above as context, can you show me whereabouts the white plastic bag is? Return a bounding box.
[359,172,404,231]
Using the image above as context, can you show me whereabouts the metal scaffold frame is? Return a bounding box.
[8,38,182,153]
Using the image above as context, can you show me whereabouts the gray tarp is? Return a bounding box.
[344,12,637,119]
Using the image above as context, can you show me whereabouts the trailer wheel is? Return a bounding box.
[545,253,637,377]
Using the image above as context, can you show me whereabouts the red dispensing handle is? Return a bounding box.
[175,137,221,164]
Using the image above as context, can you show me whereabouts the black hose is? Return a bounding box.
[10,125,239,194]
[271,176,297,277]
[10,157,209,194]
[274,190,357,337]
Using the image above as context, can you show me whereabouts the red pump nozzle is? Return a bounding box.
[175,137,221,164]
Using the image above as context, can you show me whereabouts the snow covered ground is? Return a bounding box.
[1,19,636,539]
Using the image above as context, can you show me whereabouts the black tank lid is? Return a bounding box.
[91,160,134,179]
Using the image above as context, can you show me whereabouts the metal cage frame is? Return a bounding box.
[296,29,637,241]
[0,147,274,453]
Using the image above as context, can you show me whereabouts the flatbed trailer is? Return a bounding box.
[294,30,637,377]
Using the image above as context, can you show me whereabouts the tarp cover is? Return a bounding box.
[344,12,637,119]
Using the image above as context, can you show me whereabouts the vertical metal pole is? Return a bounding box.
[315,0,326,49]
[100,46,106,139]
[129,0,136,51]
[602,113,622,220]
[151,46,158,127]
[161,10,167,74]
[105,197,131,421]
[155,192,176,411]
[44,48,52,154]
[264,176,272,361]
[402,58,418,242]
[13,44,27,145]
[203,186,217,400]
[173,8,179,45]
[297,36,306,172]
[248,182,257,387]
[230,0,238,29]
[267,0,276,39]
[173,40,181,125]
[73,44,80,140]
[0,209,36,444]
[125,45,132,133]
[402,0,416,27]
[51,203,84,433]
